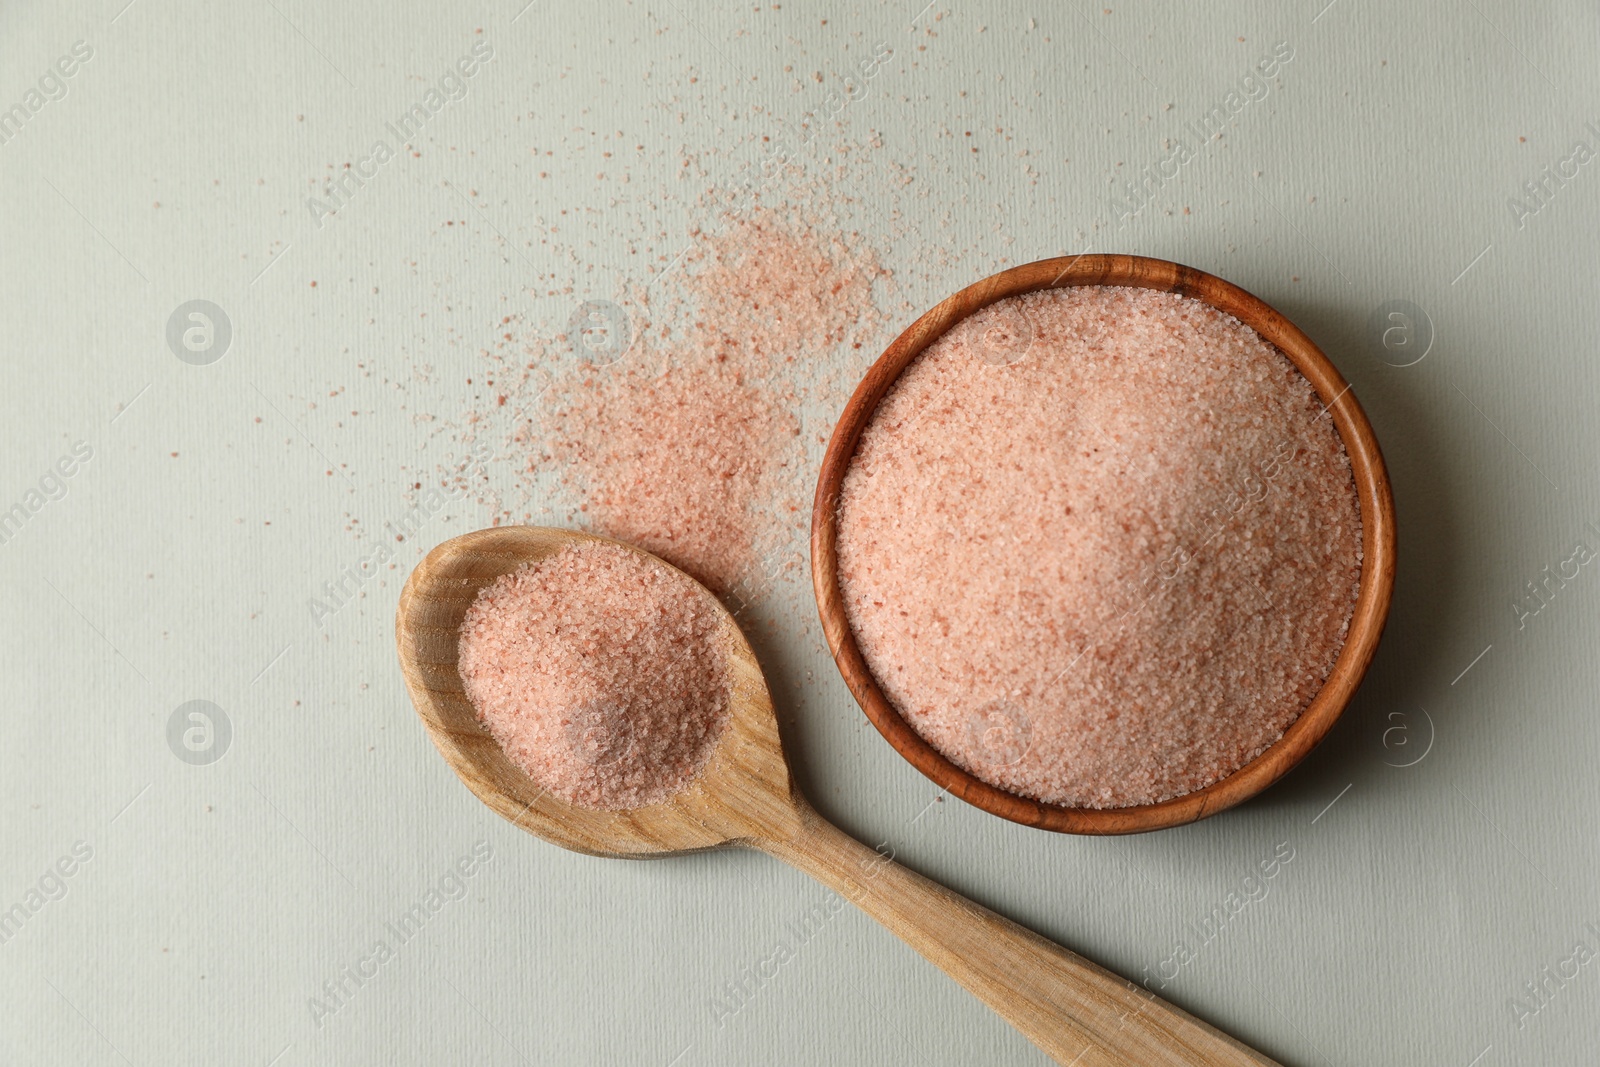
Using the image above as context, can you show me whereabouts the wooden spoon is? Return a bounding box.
[396,525,1282,1067]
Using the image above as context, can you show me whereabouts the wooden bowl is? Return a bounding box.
[811,254,1396,835]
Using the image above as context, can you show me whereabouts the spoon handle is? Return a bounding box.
[754,803,1281,1067]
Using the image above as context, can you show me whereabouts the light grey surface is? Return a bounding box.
[2,2,1597,1065]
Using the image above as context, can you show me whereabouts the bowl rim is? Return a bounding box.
[809,253,1397,835]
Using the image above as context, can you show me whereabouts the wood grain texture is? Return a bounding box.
[397,525,1284,1065]
[755,801,1283,1067]
[396,525,803,857]
[811,254,1398,835]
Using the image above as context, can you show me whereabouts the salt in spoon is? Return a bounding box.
[396,525,1282,1067]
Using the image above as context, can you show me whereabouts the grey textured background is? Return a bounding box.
[2,1,1597,1065]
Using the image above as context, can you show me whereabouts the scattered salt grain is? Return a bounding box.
[836,286,1362,808]
[458,540,731,810]
[541,207,884,596]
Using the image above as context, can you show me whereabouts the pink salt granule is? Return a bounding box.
[457,541,731,810]
[546,355,792,596]
[836,286,1363,809]
[538,207,884,598]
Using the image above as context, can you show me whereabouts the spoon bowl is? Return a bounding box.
[398,525,1285,1066]
[396,524,801,857]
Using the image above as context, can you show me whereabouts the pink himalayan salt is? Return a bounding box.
[541,208,883,597]
[457,541,730,810]
[836,286,1362,808]
[548,356,793,596]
